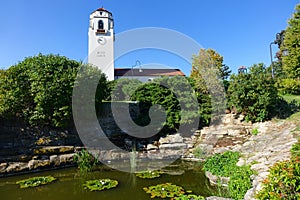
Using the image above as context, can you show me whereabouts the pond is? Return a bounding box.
[0,160,217,200]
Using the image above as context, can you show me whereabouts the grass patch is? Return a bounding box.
[282,95,300,104]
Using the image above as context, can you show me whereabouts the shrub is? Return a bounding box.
[227,63,279,122]
[131,76,199,133]
[256,158,300,199]
[228,165,253,200]
[203,151,240,177]
[109,78,142,101]
[203,151,254,200]
[0,54,107,127]
[278,78,300,95]
[73,149,99,173]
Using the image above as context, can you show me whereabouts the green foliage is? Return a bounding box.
[73,149,98,173]
[251,128,259,135]
[190,49,229,126]
[83,179,118,191]
[143,183,185,199]
[291,141,300,158]
[192,147,206,159]
[227,63,279,122]
[203,151,240,177]
[256,158,300,200]
[131,76,199,132]
[16,176,56,188]
[203,151,254,200]
[281,3,300,94]
[174,194,205,200]
[110,78,142,101]
[135,171,163,179]
[278,78,300,95]
[187,77,212,127]
[0,54,108,127]
[228,165,253,200]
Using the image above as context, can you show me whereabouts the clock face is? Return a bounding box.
[97,37,106,45]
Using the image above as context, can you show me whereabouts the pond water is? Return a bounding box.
[0,160,217,200]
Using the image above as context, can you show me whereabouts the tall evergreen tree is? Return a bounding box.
[281,3,300,94]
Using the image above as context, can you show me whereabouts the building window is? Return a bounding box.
[98,20,104,30]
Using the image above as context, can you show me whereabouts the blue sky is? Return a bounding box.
[0,0,298,75]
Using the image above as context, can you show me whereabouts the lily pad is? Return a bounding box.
[135,171,163,179]
[175,194,205,200]
[16,176,56,188]
[143,182,185,198]
[83,179,118,191]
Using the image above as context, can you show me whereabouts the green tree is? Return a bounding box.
[0,54,108,127]
[190,48,228,123]
[281,3,300,94]
[131,76,199,133]
[191,49,231,84]
[227,63,279,122]
[110,78,142,101]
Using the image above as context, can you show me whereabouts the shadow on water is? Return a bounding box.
[0,160,217,200]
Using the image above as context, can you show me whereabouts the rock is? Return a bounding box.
[146,144,158,151]
[205,171,230,187]
[159,143,187,150]
[59,153,75,164]
[159,133,183,144]
[6,162,28,173]
[34,146,74,155]
[0,163,7,173]
[28,159,50,170]
[50,155,60,166]
[206,196,233,200]
[244,188,255,200]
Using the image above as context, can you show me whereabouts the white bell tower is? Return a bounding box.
[88,7,114,81]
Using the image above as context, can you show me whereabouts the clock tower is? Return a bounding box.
[88,7,114,81]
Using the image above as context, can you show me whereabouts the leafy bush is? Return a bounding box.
[203,151,254,200]
[203,151,240,177]
[83,179,118,191]
[73,149,99,173]
[0,54,107,127]
[16,176,56,188]
[278,78,300,95]
[131,76,199,133]
[256,157,300,199]
[187,77,212,127]
[228,165,253,200]
[109,78,142,101]
[227,63,280,122]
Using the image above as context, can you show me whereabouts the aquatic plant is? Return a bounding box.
[73,149,98,173]
[174,194,205,200]
[143,183,185,198]
[83,179,118,191]
[16,176,56,188]
[135,171,163,179]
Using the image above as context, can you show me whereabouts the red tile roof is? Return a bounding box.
[94,7,112,15]
[114,68,185,77]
